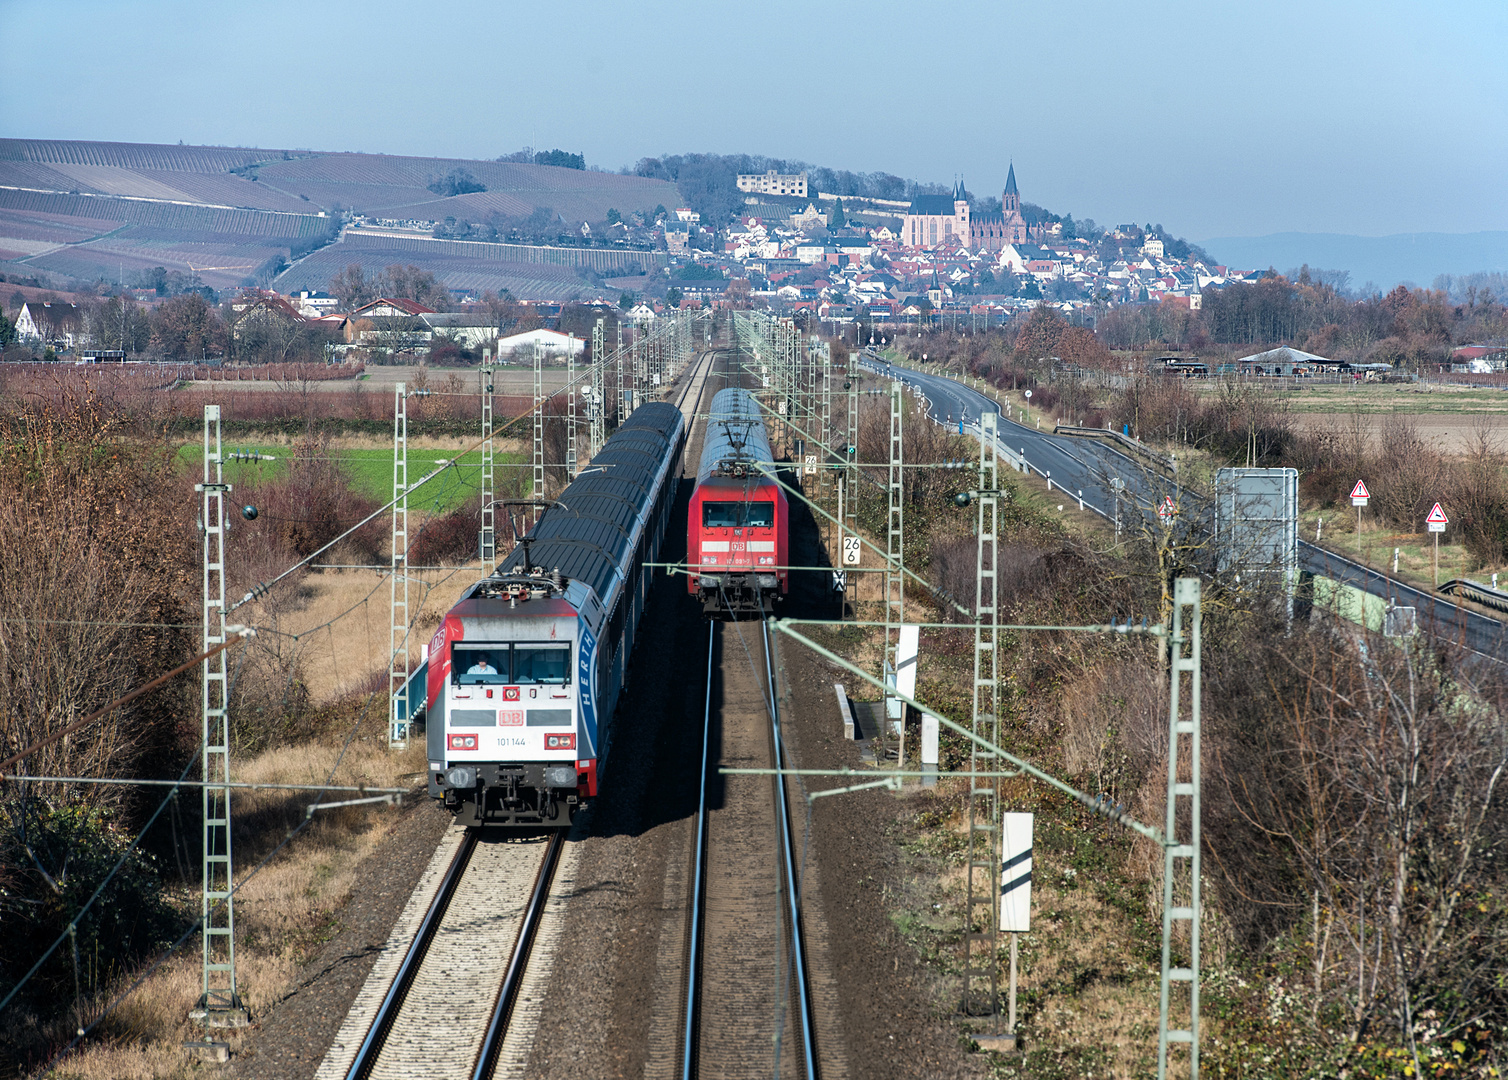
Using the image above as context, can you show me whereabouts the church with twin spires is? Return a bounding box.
[898,164,1028,252]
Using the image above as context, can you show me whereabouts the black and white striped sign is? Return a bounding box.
[1000,812,1033,933]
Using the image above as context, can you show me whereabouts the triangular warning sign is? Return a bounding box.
[1426,502,1448,524]
[1350,480,1370,500]
[1158,496,1177,517]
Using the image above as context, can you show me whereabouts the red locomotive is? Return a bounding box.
[688,387,789,616]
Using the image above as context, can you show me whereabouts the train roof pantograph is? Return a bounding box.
[698,387,775,485]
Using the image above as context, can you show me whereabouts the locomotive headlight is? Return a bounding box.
[543,765,578,788]
[443,765,478,790]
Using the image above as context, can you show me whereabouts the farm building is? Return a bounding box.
[421,312,501,350]
[1231,346,1343,376]
[494,328,584,361]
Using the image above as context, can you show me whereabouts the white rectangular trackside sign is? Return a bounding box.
[895,624,920,700]
[1000,812,1033,933]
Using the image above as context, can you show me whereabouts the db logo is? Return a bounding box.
[503,687,520,701]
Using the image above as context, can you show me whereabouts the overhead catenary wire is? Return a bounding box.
[225,364,617,616]
[0,629,254,779]
[25,337,699,1061]
[37,645,398,1074]
[0,742,204,1021]
[4,547,479,1043]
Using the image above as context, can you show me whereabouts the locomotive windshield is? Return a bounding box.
[702,501,775,528]
[452,643,572,685]
[512,643,571,685]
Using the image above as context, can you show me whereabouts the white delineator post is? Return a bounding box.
[1351,480,1370,557]
[1000,812,1034,1041]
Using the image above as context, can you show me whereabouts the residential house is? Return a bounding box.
[353,298,435,319]
[230,290,309,344]
[290,291,341,317]
[346,297,437,350]
[15,301,83,348]
[663,219,691,254]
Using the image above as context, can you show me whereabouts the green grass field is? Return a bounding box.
[175,443,525,516]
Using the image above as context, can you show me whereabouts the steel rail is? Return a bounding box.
[472,830,566,1080]
[345,829,479,1080]
[762,619,819,1080]
[679,621,717,1080]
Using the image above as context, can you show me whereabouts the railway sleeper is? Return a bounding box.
[442,764,582,828]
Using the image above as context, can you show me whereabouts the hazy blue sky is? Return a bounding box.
[3,0,1504,241]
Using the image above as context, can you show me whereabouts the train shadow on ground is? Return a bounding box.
[587,456,837,840]
[586,477,717,839]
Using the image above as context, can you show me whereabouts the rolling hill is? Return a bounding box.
[0,139,679,298]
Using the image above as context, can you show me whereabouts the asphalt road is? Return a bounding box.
[859,352,1507,661]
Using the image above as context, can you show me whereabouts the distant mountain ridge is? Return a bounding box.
[1200,231,1508,292]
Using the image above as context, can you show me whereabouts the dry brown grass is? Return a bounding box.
[50,736,428,1078]
[1015,878,1157,1075]
[235,565,482,705]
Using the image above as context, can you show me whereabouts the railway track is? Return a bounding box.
[679,617,819,1079]
[329,829,564,1080]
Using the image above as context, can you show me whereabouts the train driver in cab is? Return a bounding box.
[467,653,498,676]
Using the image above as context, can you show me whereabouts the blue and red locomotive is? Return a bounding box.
[425,403,686,827]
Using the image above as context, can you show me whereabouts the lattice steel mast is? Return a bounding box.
[389,384,410,749]
[964,408,1002,1021]
[590,318,606,457]
[566,334,578,480]
[194,404,244,1035]
[1158,578,1203,1079]
[479,362,494,568]
[882,379,904,760]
